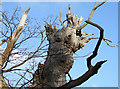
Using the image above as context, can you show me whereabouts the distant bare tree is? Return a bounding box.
[0,0,117,88]
[0,6,47,88]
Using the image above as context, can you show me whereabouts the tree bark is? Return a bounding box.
[32,24,88,88]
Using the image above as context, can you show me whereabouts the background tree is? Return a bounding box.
[0,6,47,88]
[0,0,118,88]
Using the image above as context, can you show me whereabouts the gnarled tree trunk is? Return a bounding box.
[32,1,108,88]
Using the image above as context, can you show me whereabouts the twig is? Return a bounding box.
[8,69,34,75]
[85,36,117,47]
[86,37,112,43]
[104,40,118,47]
[14,72,29,81]
[19,78,33,89]
[77,0,107,30]
[3,36,46,73]
[59,10,64,28]
[83,33,94,37]
[3,76,12,88]
[14,72,27,87]
[68,73,72,81]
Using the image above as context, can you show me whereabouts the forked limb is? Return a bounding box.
[86,37,118,47]
[85,20,104,69]
[59,10,65,28]
[77,0,107,30]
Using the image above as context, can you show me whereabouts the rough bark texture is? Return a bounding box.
[33,23,88,88]
[32,5,89,88]
[32,1,107,88]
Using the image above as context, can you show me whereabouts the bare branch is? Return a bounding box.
[78,0,107,30]
[85,37,118,47]
[0,8,30,67]
[83,33,94,38]
[12,8,30,40]
[85,20,104,69]
[104,40,118,47]
[3,36,46,73]
[7,69,34,75]
[57,60,107,89]
[0,39,7,46]
[59,10,64,28]
[14,72,29,87]
[86,37,112,43]
[0,20,8,27]
[3,76,12,88]
[67,73,72,81]
[94,0,98,7]
[14,72,27,87]
[19,78,33,88]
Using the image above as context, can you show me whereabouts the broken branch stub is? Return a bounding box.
[1,8,30,67]
[0,8,30,88]
[12,8,30,40]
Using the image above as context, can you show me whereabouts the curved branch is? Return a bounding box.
[104,40,118,47]
[57,60,107,89]
[85,20,104,69]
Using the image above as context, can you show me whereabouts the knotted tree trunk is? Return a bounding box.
[33,5,88,87]
[32,1,108,88]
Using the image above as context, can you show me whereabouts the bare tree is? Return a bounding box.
[0,0,117,88]
[0,6,47,88]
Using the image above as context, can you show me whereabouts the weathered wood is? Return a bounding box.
[32,5,87,88]
[0,8,30,88]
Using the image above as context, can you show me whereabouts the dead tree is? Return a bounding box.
[0,7,46,88]
[0,7,31,88]
[31,0,116,88]
[0,0,117,88]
